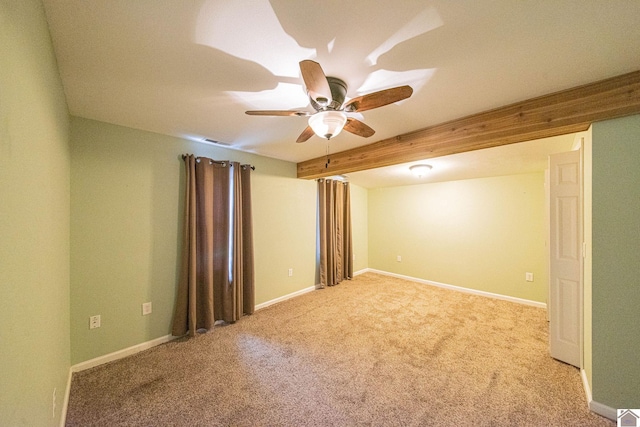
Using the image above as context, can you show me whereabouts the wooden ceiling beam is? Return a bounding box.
[297,70,640,179]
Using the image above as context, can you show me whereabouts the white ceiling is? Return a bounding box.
[346,133,579,188]
[42,0,640,185]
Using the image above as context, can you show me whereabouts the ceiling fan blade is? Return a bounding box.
[343,85,413,113]
[296,126,315,143]
[299,60,332,106]
[245,110,311,117]
[344,118,375,138]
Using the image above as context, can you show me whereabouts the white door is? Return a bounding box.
[548,149,582,368]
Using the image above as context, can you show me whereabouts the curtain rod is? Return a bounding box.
[181,154,255,171]
[317,178,349,184]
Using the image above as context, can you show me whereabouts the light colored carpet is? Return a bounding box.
[65,273,613,426]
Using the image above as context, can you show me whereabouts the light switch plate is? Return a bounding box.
[142,302,152,315]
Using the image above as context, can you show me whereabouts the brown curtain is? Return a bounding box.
[318,179,353,287]
[172,155,254,337]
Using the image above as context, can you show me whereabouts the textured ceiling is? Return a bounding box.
[42,0,640,185]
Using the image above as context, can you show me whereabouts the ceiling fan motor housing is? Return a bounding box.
[311,77,347,111]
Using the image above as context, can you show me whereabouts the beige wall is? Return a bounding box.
[252,170,317,303]
[591,114,640,409]
[368,173,548,303]
[69,117,318,364]
[0,1,71,425]
[350,183,369,272]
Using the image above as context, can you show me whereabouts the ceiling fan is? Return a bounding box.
[245,60,413,143]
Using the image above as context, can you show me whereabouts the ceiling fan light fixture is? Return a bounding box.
[308,110,347,140]
[410,164,432,177]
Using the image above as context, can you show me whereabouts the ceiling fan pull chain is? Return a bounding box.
[325,142,331,168]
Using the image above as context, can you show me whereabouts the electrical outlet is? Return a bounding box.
[142,302,152,315]
[288,268,293,277]
[89,315,101,329]
[525,272,534,282]
[397,255,402,262]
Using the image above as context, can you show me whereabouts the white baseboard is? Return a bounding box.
[580,369,593,406]
[74,285,324,375]
[71,275,362,375]
[366,269,547,309]
[71,334,176,373]
[354,268,371,276]
[313,269,370,290]
[255,285,316,311]
[59,367,72,427]
[589,400,617,421]
[63,334,176,426]
[580,370,616,421]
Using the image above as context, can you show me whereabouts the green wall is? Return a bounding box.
[368,173,548,303]
[69,117,318,364]
[0,1,71,425]
[591,115,640,408]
